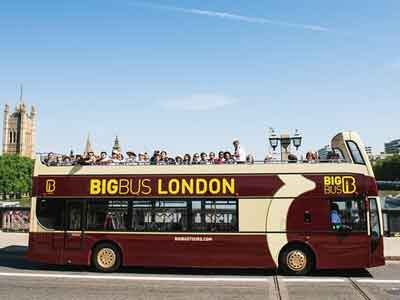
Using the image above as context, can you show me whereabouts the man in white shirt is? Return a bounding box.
[233,139,246,163]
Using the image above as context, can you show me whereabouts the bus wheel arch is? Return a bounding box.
[278,242,316,275]
[91,240,123,272]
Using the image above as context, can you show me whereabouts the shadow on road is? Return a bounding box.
[0,245,373,278]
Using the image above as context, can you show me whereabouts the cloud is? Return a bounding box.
[160,93,238,111]
[129,1,330,32]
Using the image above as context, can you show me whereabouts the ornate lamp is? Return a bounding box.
[292,129,302,150]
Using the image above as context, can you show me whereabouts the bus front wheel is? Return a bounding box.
[92,242,121,272]
[279,245,313,276]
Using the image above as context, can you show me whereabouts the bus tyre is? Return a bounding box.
[92,243,121,273]
[279,245,313,276]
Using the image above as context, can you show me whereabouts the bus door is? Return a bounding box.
[324,197,370,269]
[65,200,84,250]
[369,197,384,266]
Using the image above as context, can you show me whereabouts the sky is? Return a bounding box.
[0,0,399,159]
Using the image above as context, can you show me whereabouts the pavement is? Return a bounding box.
[0,233,400,299]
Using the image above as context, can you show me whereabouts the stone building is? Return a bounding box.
[2,103,36,159]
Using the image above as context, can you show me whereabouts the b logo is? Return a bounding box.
[324,176,357,195]
[45,179,56,193]
[341,176,356,194]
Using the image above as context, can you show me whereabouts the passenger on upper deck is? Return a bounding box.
[224,151,235,164]
[183,154,191,165]
[175,156,183,165]
[306,151,318,162]
[192,153,200,164]
[208,152,216,164]
[137,152,147,165]
[45,152,57,166]
[98,152,110,165]
[84,152,97,165]
[233,139,246,163]
[246,154,255,164]
[200,152,208,164]
[160,151,168,164]
[215,151,225,164]
[125,151,137,165]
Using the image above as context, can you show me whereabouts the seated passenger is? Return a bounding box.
[62,155,72,166]
[137,152,147,165]
[151,153,162,165]
[264,154,273,163]
[160,151,168,164]
[74,154,83,165]
[192,153,200,164]
[330,203,342,230]
[288,153,298,163]
[200,152,209,164]
[306,151,317,162]
[183,154,191,165]
[246,154,255,164]
[85,152,97,165]
[56,155,63,166]
[223,151,235,164]
[215,151,225,164]
[125,151,137,165]
[208,152,216,164]
[97,151,110,165]
[111,151,122,165]
[175,156,183,165]
[45,152,58,166]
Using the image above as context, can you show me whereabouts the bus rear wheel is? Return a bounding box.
[92,243,121,272]
[279,245,313,276]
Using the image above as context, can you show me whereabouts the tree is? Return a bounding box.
[0,154,34,200]
[373,154,400,182]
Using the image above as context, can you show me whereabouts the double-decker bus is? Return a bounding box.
[28,131,384,275]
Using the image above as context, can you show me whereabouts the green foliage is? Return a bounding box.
[0,154,34,198]
[373,154,400,182]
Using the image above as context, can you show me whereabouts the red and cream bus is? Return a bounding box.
[28,131,384,275]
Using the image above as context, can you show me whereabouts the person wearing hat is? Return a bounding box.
[111,150,122,165]
[175,155,183,165]
[233,139,246,164]
[125,151,137,165]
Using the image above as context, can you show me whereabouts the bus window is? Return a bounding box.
[131,200,188,232]
[192,200,238,232]
[369,198,381,239]
[87,200,129,231]
[36,199,64,230]
[329,198,367,232]
[346,141,365,165]
[67,202,82,231]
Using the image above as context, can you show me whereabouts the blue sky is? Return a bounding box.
[0,0,399,158]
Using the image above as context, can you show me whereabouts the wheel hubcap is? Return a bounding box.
[97,248,116,269]
[286,250,307,272]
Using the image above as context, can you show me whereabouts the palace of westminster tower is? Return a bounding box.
[2,101,36,159]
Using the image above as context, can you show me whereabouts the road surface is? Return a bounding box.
[0,246,399,299]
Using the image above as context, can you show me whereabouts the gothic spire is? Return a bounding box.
[113,135,121,153]
[84,133,93,156]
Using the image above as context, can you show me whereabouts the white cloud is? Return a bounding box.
[160,93,238,111]
[129,1,330,32]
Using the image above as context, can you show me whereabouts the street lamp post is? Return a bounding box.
[268,128,303,161]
